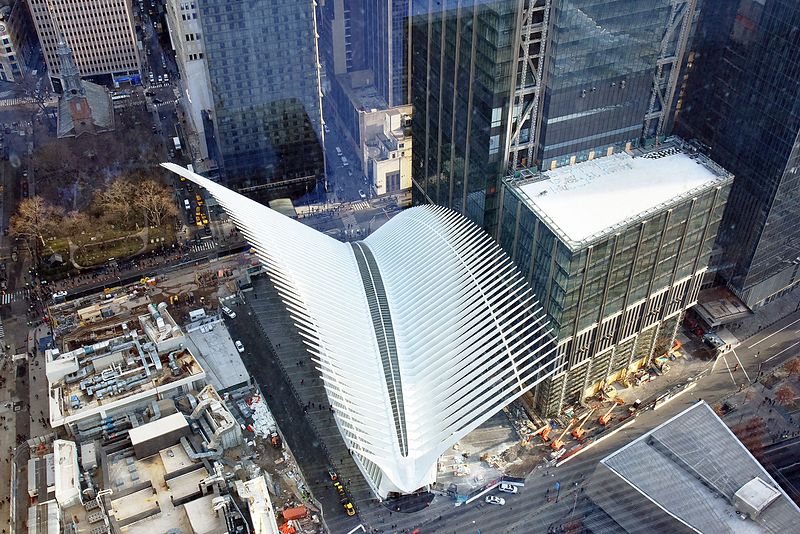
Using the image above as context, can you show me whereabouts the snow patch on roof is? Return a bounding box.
[516,152,726,245]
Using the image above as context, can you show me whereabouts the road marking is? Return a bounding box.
[719,352,737,385]
[764,340,800,363]
[749,317,800,348]
[730,349,751,383]
[1,289,29,305]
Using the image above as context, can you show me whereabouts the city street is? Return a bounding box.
[225,283,800,534]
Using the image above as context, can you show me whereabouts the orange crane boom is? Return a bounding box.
[571,408,597,440]
[598,405,617,426]
[531,423,552,442]
[550,421,574,451]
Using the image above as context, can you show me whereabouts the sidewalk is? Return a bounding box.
[729,286,800,341]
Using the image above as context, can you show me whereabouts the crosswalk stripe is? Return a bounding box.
[191,240,217,252]
[0,289,29,305]
[352,201,370,211]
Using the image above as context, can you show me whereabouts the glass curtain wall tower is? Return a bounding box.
[198,0,325,201]
[411,0,698,230]
[675,0,800,309]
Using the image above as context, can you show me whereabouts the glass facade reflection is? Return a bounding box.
[497,143,732,414]
[199,0,324,200]
[675,0,800,309]
[411,0,518,229]
[412,0,693,230]
[538,0,672,168]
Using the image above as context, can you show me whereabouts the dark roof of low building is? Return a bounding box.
[57,81,114,138]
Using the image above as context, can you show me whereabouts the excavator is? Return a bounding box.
[571,408,597,440]
[550,421,574,451]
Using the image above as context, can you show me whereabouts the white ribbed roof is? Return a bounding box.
[162,163,558,495]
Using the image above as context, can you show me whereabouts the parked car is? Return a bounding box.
[222,305,236,319]
[485,495,505,505]
[235,340,244,353]
[498,483,518,494]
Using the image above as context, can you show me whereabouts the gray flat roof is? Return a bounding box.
[186,318,250,392]
[600,402,800,533]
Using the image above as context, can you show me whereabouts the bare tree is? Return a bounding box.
[61,211,101,256]
[136,179,177,228]
[97,178,137,224]
[10,196,64,264]
[784,358,800,379]
[732,417,766,460]
[775,386,796,407]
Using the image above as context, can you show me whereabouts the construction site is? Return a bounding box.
[22,267,326,534]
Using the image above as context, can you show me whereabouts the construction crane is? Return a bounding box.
[550,421,574,451]
[598,405,617,426]
[571,408,597,440]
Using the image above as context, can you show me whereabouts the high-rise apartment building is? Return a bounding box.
[27,0,140,88]
[497,140,731,414]
[196,0,325,199]
[675,0,800,309]
[411,0,698,229]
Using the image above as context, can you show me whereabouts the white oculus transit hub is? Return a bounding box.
[162,163,560,497]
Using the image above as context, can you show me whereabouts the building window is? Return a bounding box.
[491,107,503,128]
[489,135,500,155]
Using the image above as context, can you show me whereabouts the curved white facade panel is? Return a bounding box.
[162,163,558,496]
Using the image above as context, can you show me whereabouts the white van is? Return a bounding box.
[184,199,191,210]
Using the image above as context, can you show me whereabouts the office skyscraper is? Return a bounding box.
[317,0,367,79]
[675,0,800,309]
[365,0,410,107]
[497,140,732,414]
[27,0,141,88]
[198,0,324,199]
[411,0,698,229]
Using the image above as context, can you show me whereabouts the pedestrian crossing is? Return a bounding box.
[351,201,370,211]
[0,96,58,107]
[1,289,29,305]
[0,319,4,339]
[191,239,217,253]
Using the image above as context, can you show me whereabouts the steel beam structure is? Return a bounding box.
[506,0,552,171]
[643,0,697,140]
